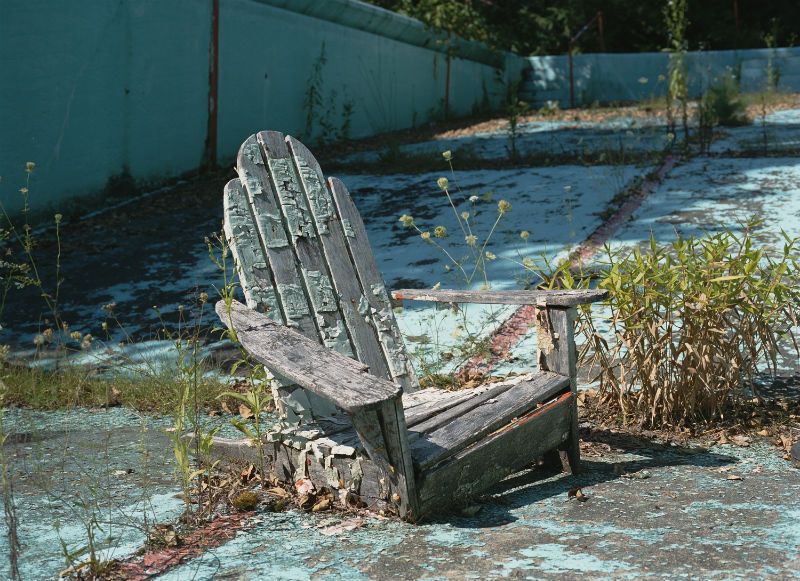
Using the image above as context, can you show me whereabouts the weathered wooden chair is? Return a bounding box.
[213,130,606,521]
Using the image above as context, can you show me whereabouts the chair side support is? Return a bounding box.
[537,306,581,474]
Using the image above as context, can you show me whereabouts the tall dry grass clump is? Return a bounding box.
[578,225,800,428]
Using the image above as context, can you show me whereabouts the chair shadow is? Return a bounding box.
[426,429,737,529]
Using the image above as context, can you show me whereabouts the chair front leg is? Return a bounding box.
[537,306,581,474]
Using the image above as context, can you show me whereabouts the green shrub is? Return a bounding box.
[575,225,800,428]
[700,75,750,127]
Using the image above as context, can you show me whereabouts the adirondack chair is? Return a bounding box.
[213,130,607,521]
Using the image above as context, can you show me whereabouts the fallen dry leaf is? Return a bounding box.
[295,478,315,496]
[265,486,290,498]
[312,497,331,512]
[318,517,364,536]
[240,464,255,482]
[108,386,122,406]
[622,470,651,480]
[731,435,751,447]
[460,505,482,517]
[149,523,179,548]
[568,487,588,502]
[238,404,254,419]
[298,494,315,510]
[726,474,743,481]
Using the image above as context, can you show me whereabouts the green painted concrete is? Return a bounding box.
[0,0,211,215]
[218,0,523,163]
[0,0,524,215]
[524,47,800,107]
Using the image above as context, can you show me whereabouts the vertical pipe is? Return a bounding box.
[205,0,220,167]
[444,51,451,119]
[568,41,575,109]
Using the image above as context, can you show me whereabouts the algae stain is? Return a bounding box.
[519,543,633,574]
[423,526,483,549]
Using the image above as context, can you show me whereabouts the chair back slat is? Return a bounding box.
[224,132,420,421]
[222,178,280,317]
[286,135,392,381]
[257,131,355,356]
[236,136,318,337]
[328,177,419,392]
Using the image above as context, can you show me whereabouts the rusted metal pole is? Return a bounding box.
[568,40,575,109]
[444,52,451,119]
[204,0,220,167]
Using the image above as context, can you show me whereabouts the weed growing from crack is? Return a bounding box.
[547,223,800,429]
[505,81,530,162]
[396,151,546,386]
[209,230,274,474]
[0,386,21,580]
[664,0,690,147]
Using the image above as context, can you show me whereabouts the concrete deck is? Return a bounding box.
[1,110,799,579]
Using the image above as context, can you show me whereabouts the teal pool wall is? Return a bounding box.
[0,0,524,214]
[0,0,212,215]
[524,47,800,107]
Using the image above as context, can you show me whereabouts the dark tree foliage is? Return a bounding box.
[366,0,799,55]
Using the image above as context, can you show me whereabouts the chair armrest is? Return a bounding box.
[391,288,608,307]
[216,300,400,413]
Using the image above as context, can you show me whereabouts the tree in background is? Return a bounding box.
[664,0,690,144]
[366,0,799,55]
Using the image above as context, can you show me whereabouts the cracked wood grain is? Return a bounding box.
[537,306,581,474]
[328,177,419,392]
[258,131,355,359]
[223,178,279,317]
[234,136,338,419]
[287,135,392,382]
[409,372,570,471]
[352,398,419,519]
[392,288,608,307]
[216,300,399,412]
[416,392,574,515]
